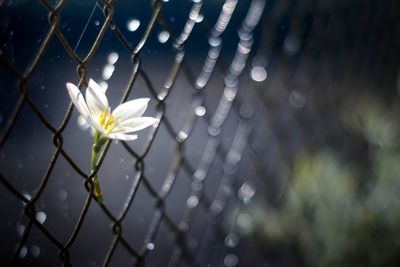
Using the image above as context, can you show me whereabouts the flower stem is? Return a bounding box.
[91,131,104,203]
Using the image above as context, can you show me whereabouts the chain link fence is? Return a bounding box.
[0,0,399,266]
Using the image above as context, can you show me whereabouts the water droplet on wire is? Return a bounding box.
[186,196,199,208]
[127,18,140,32]
[238,182,255,204]
[36,211,47,224]
[158,31,170,43]
[250,66,267,82]
[237,213,252,228]
[19,246,28,258]
[195,14,204,23]
[146,243,155,251]
[107,52,119,64]
[17,223,25,237]
[195,106,206,117]
[102,64,115,80]
[224,254,239,267]
[224,233,239,248]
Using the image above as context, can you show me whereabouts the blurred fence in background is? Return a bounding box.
[0,0,399,266]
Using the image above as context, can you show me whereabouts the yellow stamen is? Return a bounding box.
[98,108,116,133]
[99,109,107,126]
[105,115,115,132]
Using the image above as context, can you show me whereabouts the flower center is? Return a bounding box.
[99,109,115,133]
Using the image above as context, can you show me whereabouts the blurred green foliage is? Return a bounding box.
[248,93,400,266]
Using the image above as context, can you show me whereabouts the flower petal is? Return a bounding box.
[66,83,105,133]
[106,133,138,141]
[81,116,105,134]
[112,98,150,122]
[66,82,91,119]
[86,79,109,116]
[114,117,158,133]
[77,115,90,130]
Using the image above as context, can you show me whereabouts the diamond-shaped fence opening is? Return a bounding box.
[1,0,399,266]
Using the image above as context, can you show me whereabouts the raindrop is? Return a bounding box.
[238,182,255,204]
[36,211,47,224]
[157,31,170,43]
[209,37,221,47]
[19,246,28,258]
[178,131,188,141]
[250,66,267,82]
[224,86,237,100]
[23,193,32,202]
[224,254,239,267]
[125,175,130,180]
[191,180,203,191]
[289,89,307,108]
[40,85,45,90]
[120,158,124,163]
[127,18,140,32]
[224,74,238,88]
[102,64,115,80]
[17,224,25,237]
[162,0,170,2]
[195,14,204,23]
[237,213,252,228]
[107,52,119,64]
[30,245,40,257]
[146,243,155,251]
[77,115,89,130]
[57,189,68,201]
[195,106,206,117]
[208,126,221,136]
[99,81,108,91]
[224,233,239,248]
[94,20,100,26]
[186,196,199,208]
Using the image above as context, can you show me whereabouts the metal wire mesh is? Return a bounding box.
[0,0,399,266]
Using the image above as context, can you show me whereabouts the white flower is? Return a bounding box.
[66,79,158,140]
